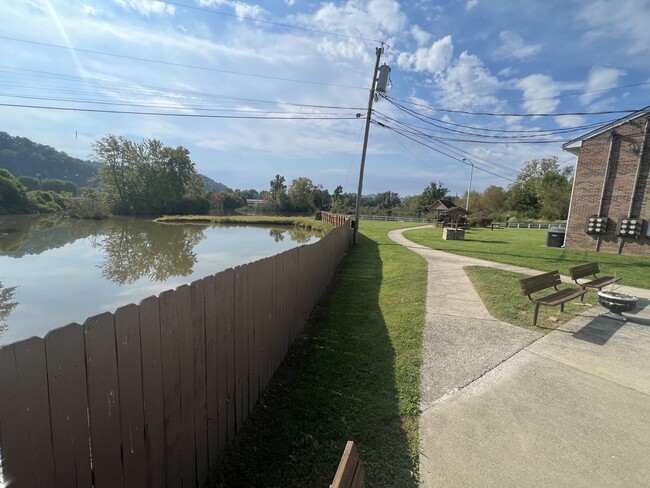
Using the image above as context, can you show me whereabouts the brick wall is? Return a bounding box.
[565,114,650,256]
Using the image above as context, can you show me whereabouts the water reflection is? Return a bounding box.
[93,221,206,284]
[0,215,320,345]
[0,280,18,340]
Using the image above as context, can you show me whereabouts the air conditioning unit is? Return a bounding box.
[616,218,646,238]
[586,216,607,234]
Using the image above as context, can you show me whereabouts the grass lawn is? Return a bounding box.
[464,266,598,333]
[404,226,650,289]
[209,222,427,487]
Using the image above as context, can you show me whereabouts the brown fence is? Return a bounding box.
[0,221,352,488]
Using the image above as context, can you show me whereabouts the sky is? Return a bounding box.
[1,0,649,198]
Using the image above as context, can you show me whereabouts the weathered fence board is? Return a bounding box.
[139,295,166,487]
[84,312,123,488]
[0,220,353,488]
[233,265,249,430]
[159,289,183,487]
[203,274,220,465]
[191,278,209,484]
[115,304,148,488]
[177,284,197,488]
[0,336,55,487]
[217,268,236,444]
[45,323,92,488]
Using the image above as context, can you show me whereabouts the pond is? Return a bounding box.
[0,214,320,347]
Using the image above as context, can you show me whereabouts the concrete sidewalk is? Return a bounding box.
[388,227,650,488]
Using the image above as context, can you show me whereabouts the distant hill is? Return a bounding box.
[0,132,229,193]
[0,131,97,188]
[201,175,229,193]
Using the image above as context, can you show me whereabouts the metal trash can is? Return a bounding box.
[546,227,565,247]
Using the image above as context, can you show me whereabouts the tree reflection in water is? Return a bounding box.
[92,221,207,284]
[0,280,18,339]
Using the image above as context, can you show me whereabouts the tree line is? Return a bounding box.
[1,131,573,222]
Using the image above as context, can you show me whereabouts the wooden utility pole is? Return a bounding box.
[353,46,383,245]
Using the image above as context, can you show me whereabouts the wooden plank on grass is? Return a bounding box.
[0,337,55,487]
[331,441,365,488]
[139,295,165,488]
[84,312,123,488]
[45,323,92,488]
[114,304,147,488]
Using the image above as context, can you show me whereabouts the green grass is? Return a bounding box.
[404,227,650,289]
[209,222,427,487]
[465,266,598,333]
[155,215,331,234]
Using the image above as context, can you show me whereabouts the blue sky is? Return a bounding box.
[1,0,649,198]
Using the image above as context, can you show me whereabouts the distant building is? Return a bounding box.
[562,106,650,256]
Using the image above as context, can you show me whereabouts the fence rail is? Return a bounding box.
[0,220,353,488]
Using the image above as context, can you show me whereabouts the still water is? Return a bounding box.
[0,214,320,347]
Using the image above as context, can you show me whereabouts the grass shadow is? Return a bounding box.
[209,232,419,487]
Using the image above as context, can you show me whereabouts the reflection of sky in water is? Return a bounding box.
[0,226,318,346]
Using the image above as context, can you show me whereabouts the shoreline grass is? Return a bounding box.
[209,222,427,487]
[154,215,331,234]
[404,226,650,289]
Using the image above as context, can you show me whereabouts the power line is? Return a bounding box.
[161,1,382,43]
[0,102,362,120]
[381,94,638,117]
[0,36,367,91]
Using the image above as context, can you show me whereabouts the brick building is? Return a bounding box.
[563,106,650,256]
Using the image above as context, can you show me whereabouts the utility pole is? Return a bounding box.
[463,158,474,212]
[353,46,384,245]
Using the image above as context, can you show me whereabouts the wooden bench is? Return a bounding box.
[519,270,588,326]
[330,441,365,488]
[569,262,622,301]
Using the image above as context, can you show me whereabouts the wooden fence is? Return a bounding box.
[0,221,353,488]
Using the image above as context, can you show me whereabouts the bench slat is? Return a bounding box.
[534,287,587,306]
[569,262,600,280]
[520,270,561,295]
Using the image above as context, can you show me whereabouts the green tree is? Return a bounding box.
[480,186,508,219]
[0,168,33,214]
[288,177,315,212]
[269,175,288,210]
[507,157,572,220]
[41,178,78,195]
[93,135,207,215]
[418,181,449,215]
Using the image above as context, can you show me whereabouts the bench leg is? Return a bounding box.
[560,303,565,312]
[533,303,540,326]
[580,290,585,302]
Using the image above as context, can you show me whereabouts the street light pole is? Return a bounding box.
[353,46,383,245]
[463,158,474,212]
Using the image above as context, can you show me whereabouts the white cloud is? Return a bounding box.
[435,51,502,109]
[233,2,265,20]
[285,0,296,5]
[466,0,479,11]
[82,5,98,16]
[397,36,453,74]
[494,31,541,60]
[112,0,175,16]
[555,114,585,128]
[516,74,561,114]
[577,0,650,55]
[580,67,625,105]
[410,25,431,46]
